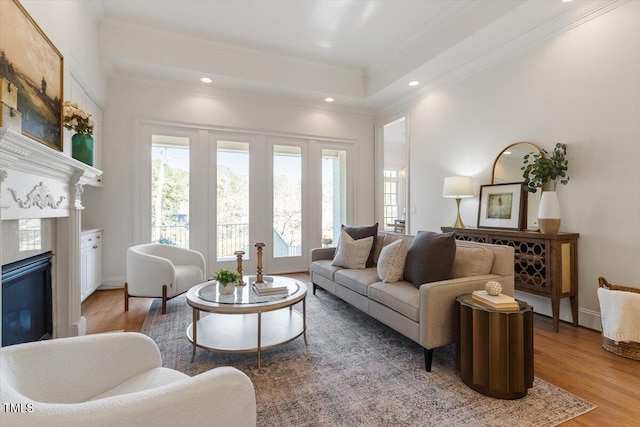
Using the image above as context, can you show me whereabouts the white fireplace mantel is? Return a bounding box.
[0,127,103,340]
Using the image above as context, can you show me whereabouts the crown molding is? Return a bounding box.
[100,17,363,74]
[109,74,376,119]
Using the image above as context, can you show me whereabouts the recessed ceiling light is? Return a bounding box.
[325,97,334,103]
[561,0,572,2]
[200,77,212,83]
[408,81,420,87]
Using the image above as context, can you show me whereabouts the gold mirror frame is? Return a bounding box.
[491,142,542,230]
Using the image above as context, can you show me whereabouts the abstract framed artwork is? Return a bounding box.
[0,0,64,150]
[477,182,526,230]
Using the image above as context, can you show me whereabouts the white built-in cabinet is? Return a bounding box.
[69,74,103,186]
[80,229,103,302]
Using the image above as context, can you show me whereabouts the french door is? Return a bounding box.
[138,122,353,277]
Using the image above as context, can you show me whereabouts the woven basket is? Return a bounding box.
[598,277,640,361]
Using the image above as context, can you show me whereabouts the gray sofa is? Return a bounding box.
[310,232,515,371]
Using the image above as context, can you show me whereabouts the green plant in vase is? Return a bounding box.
[212,269,241,294]
[521,142,569,193]
[521,143,570,234]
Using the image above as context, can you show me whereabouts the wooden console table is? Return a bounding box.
[442,227,579,332]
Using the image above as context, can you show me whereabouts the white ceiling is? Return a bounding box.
[97,0,621,112]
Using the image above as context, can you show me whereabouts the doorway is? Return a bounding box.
[381,117,407,234]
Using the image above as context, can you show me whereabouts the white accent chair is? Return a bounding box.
[125,243,206,314]
[0,333,257,427]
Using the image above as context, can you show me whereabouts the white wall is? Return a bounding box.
[89,80,375,286]
[405,2,640,329]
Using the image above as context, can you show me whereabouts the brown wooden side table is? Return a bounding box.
[455,294,534,399]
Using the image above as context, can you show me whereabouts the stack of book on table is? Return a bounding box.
[472,290,519,311]
[252,280,288,296]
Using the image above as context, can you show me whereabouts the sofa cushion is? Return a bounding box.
[311,260,344,281]
[342,223,378,267]
[376,239,408,283]
[451,246,495,278]
[87,367,189,401]
[368,281,420,321]
[403,231,456,288]
[332,230,374,269]
[372,233,402,266]
[335,268,381,296]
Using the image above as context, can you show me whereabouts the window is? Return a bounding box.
[383,169,399,231]
[273,145,302,257]
[321,149,347,247]
[217,141,250,260]
[151,135,190,248]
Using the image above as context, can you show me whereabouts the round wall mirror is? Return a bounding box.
[492,142,542,230]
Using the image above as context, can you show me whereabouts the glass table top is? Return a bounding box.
[196,275,301,305]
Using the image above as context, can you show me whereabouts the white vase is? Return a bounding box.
[538,191,561,234]
[218,281,235,295]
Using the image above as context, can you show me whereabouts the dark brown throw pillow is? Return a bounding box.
[342,223,378,268]
[403,231,456,288]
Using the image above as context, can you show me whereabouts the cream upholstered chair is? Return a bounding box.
[125,243,206,314]
[0,333,256,427]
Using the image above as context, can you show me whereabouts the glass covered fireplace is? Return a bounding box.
[1,252,53,347]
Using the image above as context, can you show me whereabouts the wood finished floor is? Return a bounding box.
[82,280,640,427]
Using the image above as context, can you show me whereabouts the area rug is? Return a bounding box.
[141,283,595,427]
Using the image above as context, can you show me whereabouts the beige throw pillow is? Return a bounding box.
[332,230,374,269]
[376,238,408,283]
[450,246,495,278]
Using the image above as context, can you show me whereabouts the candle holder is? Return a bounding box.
[234,250,246,285]
[254,243,265,284]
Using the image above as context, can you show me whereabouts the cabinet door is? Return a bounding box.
[92,242,102,291]
[80,248,91,301]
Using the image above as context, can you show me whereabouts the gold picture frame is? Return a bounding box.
[477,182,526,230]
[0,0,64,151]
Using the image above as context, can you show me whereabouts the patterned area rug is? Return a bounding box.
[142,284,595,426]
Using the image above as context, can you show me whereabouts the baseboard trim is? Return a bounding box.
[99,276,126,290]
[514,291,602,331]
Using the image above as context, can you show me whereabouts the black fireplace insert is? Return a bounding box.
[2,251,53,347]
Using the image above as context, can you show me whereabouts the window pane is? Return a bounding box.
[217,141,250,260]
[151,135,190,248]
[273,145,302,258]
[322,149,347,247]
[383,176,398,231]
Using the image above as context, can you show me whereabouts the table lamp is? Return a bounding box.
[443,176,474,228]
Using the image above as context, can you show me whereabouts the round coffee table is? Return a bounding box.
[186,275,307,368]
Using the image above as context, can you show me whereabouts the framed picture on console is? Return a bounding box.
[0,0,64,151]
[477,182,526,230]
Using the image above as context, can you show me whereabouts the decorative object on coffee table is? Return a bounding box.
[456,294,534,399]
[443,176,474,228]
[212,269,240,295]
[234,250,246,285]
[522,143,569,234]
[254,242,265,283]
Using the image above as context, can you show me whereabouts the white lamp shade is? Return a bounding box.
[538,191,561,219]
[443,176,474,198]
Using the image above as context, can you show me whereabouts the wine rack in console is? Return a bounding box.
[442,227,579,332]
